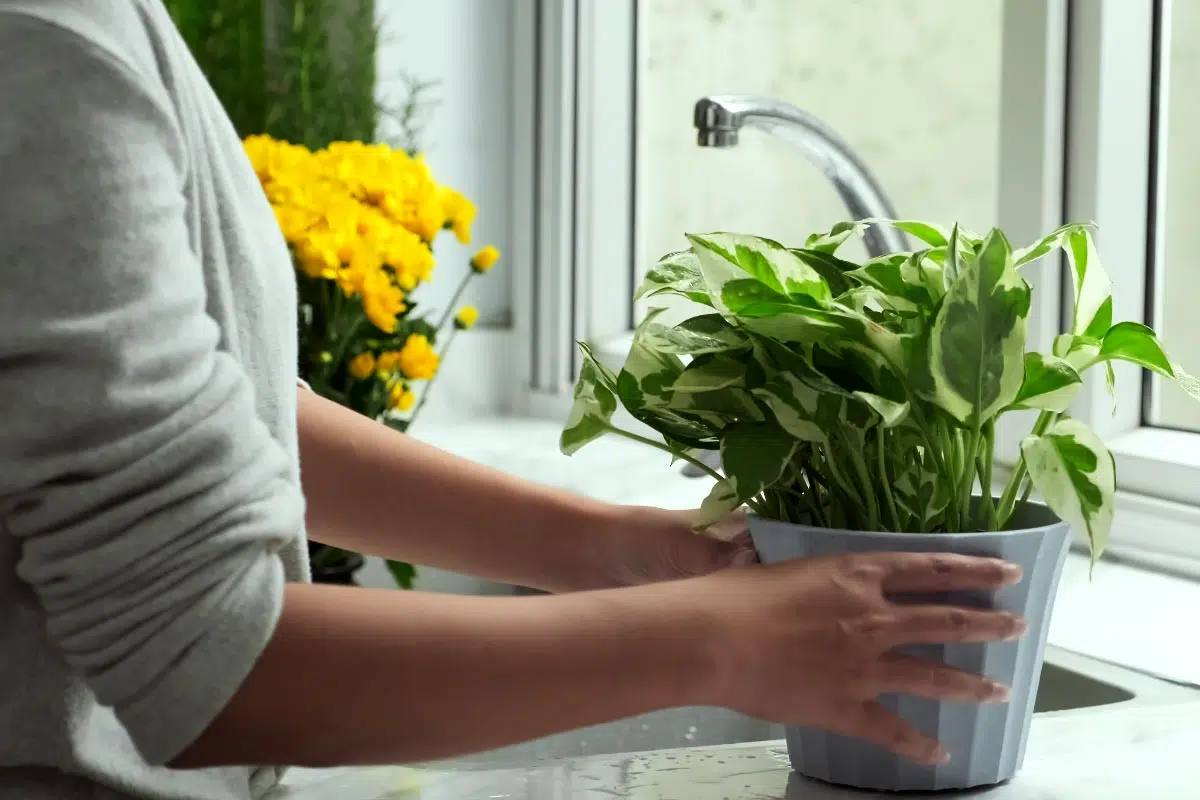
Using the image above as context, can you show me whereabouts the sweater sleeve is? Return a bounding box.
[0,16,303,765]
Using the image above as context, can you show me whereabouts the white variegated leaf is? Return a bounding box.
[1021,418,1115,566]
[928,229,1030,425]
[1010,353,1083,413]
[560,343,620,455]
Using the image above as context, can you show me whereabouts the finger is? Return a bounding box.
[830,701,949,766]
[872,652,1010,703]
[875,553,1022,594]
[862,606,1026,648]
[703,507,749,542]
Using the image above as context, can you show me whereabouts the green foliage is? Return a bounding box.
[163,0,268,138]
[163,0,437,153]
[561,220,1200,565]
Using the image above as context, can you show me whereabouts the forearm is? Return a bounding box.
[173,581,712,767]
[298,389,627,591]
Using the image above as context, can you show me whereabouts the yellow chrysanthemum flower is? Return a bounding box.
[348,352,376,380]
[471,245,500,273]
[454,306,479,330]
[389,383,416,412]
[376,350,401,377]
[361,270,407,333]
[396,334,440,380]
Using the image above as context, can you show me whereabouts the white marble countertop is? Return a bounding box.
[273,700,1200,798]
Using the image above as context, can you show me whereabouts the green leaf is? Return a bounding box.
[721,420,799,504]
[804,220,868,254]
[696,479,740,528]
[689,232,832,310]
[560,343,620,455]
[668,384,763,421]
[928,228,1031,425]
[860,218,951,248]
[845,254,937,310]
[721,279,793,315]
[752,372,827,442]
[1021,418,1116,565]
[1013,222,1094,268]
[1063,227,1114,339]
[1053,332,1102,371]
[942,222,965,286]
[673,355,747,394]
[787,248,859,296]
[1095,321,1174,376]
[737,303,907,375]
[635,249,714,306]
[386,559,417,590]
[617,336,685,412]
[641,313,751,356]
[851,391,910,427]
[1010,353,1083,412]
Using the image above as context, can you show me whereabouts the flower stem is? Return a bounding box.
[405,327,459,431]
[435,266,476,333]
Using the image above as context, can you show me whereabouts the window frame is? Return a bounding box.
[521,0,1200,566]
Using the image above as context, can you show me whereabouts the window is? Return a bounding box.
[524,0,1200,565]
[1152,0,1200,432]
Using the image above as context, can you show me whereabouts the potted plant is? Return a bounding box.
[559,219,1199,792]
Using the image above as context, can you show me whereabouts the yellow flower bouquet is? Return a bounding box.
[244,134,499,432]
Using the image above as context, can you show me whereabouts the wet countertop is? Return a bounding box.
[272,700,1200,799]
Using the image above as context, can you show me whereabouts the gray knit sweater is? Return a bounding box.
[0,2,311,798]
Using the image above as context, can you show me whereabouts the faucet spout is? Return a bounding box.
[694,94,907,257]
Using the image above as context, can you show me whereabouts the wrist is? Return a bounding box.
[577,577,725,709]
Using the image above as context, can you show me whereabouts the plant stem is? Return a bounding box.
[959,426,982,531]
[996,409,1057,525]
[876,429,904,532]
[848,447,880,531]
[977,420,997,530]
[797,468,828,527]
[435,267,477,334]
[406,327,459,430]
[605,424,725,483]
[819,445,865,522]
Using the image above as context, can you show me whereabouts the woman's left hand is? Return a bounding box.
[591,506,759,589]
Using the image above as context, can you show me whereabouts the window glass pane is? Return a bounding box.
[637,0,1003,317]
[1150,2,1200,431]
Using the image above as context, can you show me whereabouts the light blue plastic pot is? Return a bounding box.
[748,502,1072,792]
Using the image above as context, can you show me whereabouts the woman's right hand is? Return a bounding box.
[670,552,1026,766]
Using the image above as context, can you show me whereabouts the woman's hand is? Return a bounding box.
[673,551,1025,765]
[588,506,759,589]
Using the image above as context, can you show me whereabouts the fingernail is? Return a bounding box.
[1004,618,1028,641]
[988,682,1011,702]
[932,747,951,765]
[1002,563,1024,582]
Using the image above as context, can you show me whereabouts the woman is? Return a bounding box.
[0,2,1025,799]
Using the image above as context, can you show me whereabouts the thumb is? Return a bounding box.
[666,529,759,578]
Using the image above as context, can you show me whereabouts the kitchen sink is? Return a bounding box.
[451,645,1197,766]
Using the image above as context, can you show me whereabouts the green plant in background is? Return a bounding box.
[561,220,1200,565]
[164,0,443,587]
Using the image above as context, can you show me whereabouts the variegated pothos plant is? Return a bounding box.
[560,221,1200,564]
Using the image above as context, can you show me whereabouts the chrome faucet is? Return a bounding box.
[693,94,908,257]
[681,95,907,478]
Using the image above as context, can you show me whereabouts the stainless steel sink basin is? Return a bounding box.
[452,646,1197,766]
